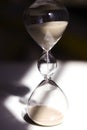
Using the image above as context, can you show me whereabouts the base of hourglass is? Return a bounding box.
[27,79,68,126]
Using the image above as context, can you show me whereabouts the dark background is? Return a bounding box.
[0,0,87,62]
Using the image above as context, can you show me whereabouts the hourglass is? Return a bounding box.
[23,0,69,126]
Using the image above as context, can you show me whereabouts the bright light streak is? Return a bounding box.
[19,61,43,91]
[19,61,43,100]
[3,61,87,130]
[26,61,87,130]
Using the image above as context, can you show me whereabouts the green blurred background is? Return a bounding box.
[0,0,87,61]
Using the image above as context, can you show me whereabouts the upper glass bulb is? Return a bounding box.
[23,0,69,51]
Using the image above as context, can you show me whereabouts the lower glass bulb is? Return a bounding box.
[27,79,68,126]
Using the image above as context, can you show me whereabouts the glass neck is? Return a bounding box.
[38,50,57,81]
[44,75,51,81]
[42,50,55,80]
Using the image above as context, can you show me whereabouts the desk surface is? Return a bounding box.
[0,61,87,130]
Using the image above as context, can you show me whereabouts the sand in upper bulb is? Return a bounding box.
[27,21,68,51]
[28,105,64,126]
